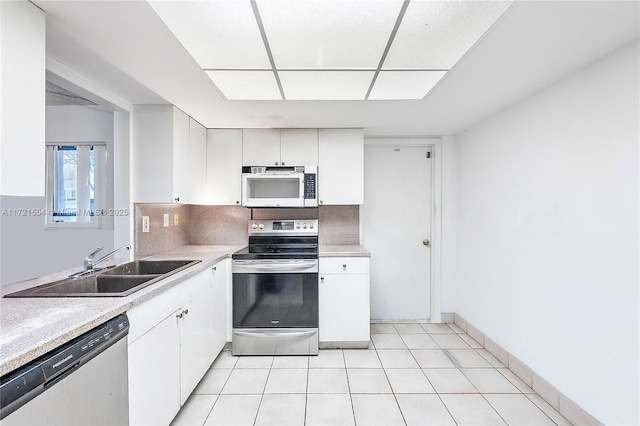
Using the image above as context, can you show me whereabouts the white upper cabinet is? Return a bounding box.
[132,105,201,204]
[318,129,364,205]
[206,129,243,205]
[188,118,207,204]
[172,109,190,203]
[243,128,318,166]
[242,129,280,166]
[280,129,318,166]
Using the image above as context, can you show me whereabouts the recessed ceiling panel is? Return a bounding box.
[383,1,513,69]
[279,71,374,100]
[205,71,282,100]
[368,71,447,100]
[149,1,270,69]
[257,0,404,69]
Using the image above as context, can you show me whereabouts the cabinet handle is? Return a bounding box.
[275,161,279,166]
[174,197,180,203]
[183,309,189,315]
[320,277,324,281]
[343,264,347,269]
[176,312,183,319]
[281,162,285,165]
[212,266,217,271]
[319,200,323,205]
[236,200,240,205]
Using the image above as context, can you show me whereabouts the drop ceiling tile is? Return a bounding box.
[279,71,374,100]
[149,1,270,69]
[256,0,404,69]
[383,1,513,69]
[205,71,282,100]
[368,71,447,100]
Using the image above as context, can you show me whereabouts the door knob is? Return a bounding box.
[422,239,431,247]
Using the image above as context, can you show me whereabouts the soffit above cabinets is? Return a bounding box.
[148,0,513,101]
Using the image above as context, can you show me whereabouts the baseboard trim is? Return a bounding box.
[369,313,455,324]
[454,313,602,426]
[320,341,369,349]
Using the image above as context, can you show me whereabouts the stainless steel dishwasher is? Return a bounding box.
[0,314,130,425]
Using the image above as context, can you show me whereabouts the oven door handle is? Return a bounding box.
[233,261,318,273]
[234,330,317,339]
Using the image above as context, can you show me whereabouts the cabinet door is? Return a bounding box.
[318,129,364,205]
[206,129,243,205]
[189,118,207,204]
[211,260,228,354]
[319,273,370,343]
[129,311,181,426]
[280,129,318,166]
[243,129,280,166]
[172,108,191,203]
[180,271,215,404]
[131,105,174,202]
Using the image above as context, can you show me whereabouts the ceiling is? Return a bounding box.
[46,81,97,106]
[148,0,512,101]
[36,1,639,136]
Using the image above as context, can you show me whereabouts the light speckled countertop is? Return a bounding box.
[0,245,242,377]
[0,243,368,376]
[319,245,370,257]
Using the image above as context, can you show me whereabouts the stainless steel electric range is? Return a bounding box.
[231,219,319,356]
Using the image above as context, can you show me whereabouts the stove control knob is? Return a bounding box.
[309,223,314,229]
[258,223,264,230]
[296,223,301,229]
[303,223,307,229]
[251,223,258,229]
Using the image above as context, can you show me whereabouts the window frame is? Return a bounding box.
[45,141,108,229]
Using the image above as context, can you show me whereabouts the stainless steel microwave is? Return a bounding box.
[241,166,317,207]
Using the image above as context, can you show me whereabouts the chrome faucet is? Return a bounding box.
[84,246,105,270]
[70,245,131,277]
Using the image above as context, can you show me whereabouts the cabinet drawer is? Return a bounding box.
[319,257,369,274]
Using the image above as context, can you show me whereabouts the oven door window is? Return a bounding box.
[233,273,318,328]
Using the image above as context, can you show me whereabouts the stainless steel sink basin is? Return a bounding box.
[100,260,198,276]
[4,259,201,297]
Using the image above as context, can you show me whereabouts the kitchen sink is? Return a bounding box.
[4,259,201,298]
[99,260,198,276]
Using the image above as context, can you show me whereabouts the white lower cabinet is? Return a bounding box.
[179,270,215,404]
[319,257,370,346]
[211,259,228,355]
[128,309,181,426]
[128,260,229,426]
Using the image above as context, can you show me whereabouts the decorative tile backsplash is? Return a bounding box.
[319,205,360,245]
[133,203,191,258]
[190,205,250,245]
[133,204,360,257]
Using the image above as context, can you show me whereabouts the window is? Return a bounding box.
[45,142,107,227]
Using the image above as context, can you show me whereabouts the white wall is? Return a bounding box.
[0,106,116,286]
[0,0,45,197]
[441,136,457,313]
[455,42,639,425]
[113,110,132,261]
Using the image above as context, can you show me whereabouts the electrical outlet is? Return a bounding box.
[142,216,150,233]
[163,213,169,227]
[174,214,179,226]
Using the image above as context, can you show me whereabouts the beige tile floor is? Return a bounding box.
[171,323,572,425]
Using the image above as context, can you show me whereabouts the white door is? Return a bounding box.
[362,145,432,320]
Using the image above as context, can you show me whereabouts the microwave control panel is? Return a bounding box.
[304,173,316,200]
